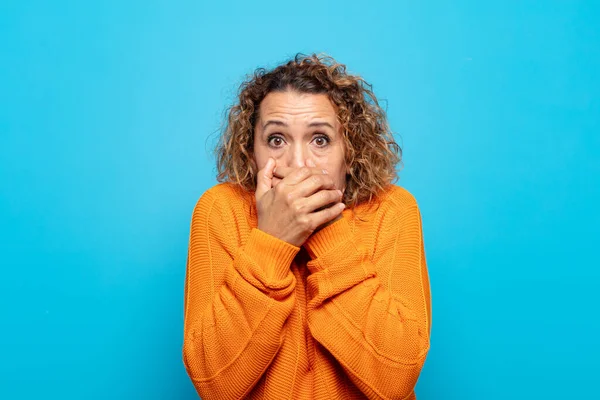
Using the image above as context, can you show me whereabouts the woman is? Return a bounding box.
[182,53,432,400]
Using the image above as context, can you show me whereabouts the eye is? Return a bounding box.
[313,135,330,148]
[267,134,285,148]
[266,134,330,149]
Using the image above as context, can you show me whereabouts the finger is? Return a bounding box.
[272,176,282,188]
[274,166,328,182]
[255,158,275,201]
[288,172,337,200]
[273,166,327,179]
[301,189,343,214]
[308,201,346,230]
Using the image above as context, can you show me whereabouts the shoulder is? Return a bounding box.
[350,184,421,237]
[188,182,255,250]
[347,184,420,226]
[354,185,424,258]
[196,182,253,208]
[374,185,423,233]
[193,182,253,216]
[378,184,420,214]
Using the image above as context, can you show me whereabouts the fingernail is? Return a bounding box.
[337,190,342,196]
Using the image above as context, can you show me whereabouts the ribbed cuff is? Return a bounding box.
[243,228,300,282]
[303,216,354,260]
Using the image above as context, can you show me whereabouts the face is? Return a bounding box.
[253,90,348,192]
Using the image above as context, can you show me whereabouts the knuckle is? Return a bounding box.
[324,204,334,216]
[274,184,285,196]
[297,216,310,229]
[286,193,295,205]
[293,202,304,214]
[330,206,339,217]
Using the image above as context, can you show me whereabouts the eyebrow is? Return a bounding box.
[262,120,335,130]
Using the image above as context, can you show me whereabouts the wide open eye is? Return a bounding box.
[313,134,330,148]
[267,134,285,148]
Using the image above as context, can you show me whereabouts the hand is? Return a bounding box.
[312,211,343,233]
[255,158,346,247]
[271,159,345,235]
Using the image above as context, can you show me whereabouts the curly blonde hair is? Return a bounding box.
[213,52,402,210]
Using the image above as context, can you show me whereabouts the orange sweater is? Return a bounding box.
[182,182,432,400]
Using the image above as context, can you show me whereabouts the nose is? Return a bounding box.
[288,143,310,169]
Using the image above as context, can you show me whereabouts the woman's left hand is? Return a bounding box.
[271,161,345,234]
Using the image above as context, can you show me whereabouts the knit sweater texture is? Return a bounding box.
[182,182,432,400]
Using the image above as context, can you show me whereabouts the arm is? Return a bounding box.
[303,199,432,400]
[182,188,300,399]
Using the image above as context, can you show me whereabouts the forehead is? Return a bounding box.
[258,91,337,121]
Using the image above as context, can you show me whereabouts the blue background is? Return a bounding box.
[1,1,598,399]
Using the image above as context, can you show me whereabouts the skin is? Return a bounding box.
[252,90,349,247]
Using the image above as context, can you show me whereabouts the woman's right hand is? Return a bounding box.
[255,158,345,247]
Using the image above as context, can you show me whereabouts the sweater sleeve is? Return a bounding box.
[182,188,300,399]
[303,200,432,400]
